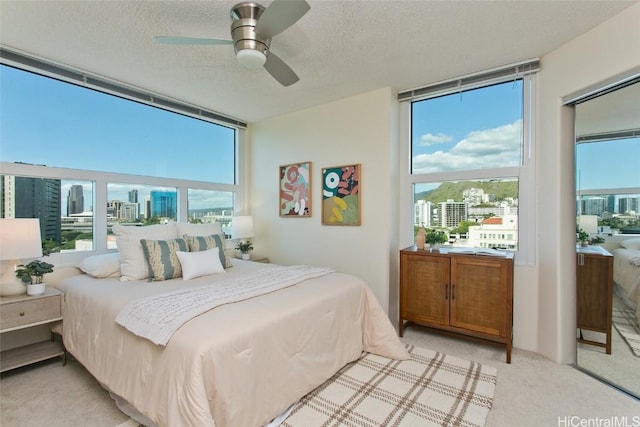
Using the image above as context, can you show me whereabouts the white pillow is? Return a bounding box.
[176,222,222,237]
[112,223,178,281]
[78,253,121,278]
[620,238,640,250]
[176,247,225,280]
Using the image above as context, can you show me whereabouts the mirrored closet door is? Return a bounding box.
[573,78,640,399]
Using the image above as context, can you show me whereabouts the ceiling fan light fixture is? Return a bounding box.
[236,49,266,69]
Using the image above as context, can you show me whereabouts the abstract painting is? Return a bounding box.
[322,164,361,225]
[279,162,311,217]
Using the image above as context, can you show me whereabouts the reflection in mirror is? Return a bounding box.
[574,81,640,399]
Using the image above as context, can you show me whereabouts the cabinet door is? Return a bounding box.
[450,256,508,337]
[577,253,612,331]
[400,253,450,327]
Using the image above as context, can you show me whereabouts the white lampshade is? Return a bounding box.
[232,216,254,240]
[0,218,43,260]
[236,49,266,69]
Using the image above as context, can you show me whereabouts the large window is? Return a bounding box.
[1,59,241,254]
[407,75,535,258]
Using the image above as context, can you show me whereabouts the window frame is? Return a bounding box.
[399,73,537,266]
[1,160,246,264]
[1,53,247,265]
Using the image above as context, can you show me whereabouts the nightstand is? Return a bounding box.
[0,288,65,372]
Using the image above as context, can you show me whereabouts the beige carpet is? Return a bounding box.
[612,306,640,357]
[2,327,639,427]
[282,344,496,427]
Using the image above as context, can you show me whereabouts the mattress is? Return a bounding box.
[55,259,408,427]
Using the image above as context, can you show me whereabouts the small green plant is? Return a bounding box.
[589,236,605,245]
[426,229,447,245]
[15,260,54,284]
[235,240,254,254]
[577,229,589,243]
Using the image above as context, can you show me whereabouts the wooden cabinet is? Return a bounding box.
[0,288,65,372]
[399,247,514,363]
[576,246,613,354]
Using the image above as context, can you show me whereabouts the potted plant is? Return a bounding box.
[589,236,605,246]
[235,240,254,260]
[577,229,589,247]
[15,260,54,296]
[426,229,447,250]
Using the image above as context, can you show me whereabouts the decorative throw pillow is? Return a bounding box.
[112,223,178,281]
[184,233,232,268]
[140,238,189,281]
[176,247,225,280]
[78,253,121,278]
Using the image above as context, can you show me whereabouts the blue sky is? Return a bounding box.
[0,65,238,211]
[412,80,639,191]
[0,65,235,184]
[1,66,637,205]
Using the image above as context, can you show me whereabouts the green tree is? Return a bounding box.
[451,221,477,235]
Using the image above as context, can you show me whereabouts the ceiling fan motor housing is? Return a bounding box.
[230,2,270,68]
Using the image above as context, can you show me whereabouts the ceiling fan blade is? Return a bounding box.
[263,51,299,87]
[255,0,310,38]
[155,36,233,45]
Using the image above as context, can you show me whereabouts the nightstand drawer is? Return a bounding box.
[0,292,62,331]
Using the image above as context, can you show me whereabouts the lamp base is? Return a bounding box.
[0,276,27,296]
[1,262,27,296]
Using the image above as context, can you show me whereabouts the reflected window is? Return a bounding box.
[576,137,640,235]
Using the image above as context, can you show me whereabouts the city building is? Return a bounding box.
[67,184,84,215]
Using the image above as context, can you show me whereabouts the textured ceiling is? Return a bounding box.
[0,0,637,124]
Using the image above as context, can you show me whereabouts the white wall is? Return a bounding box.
[537,2,640,363]
[248,2,640,362]
[250,87,399,310]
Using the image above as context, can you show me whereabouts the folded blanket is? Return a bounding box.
[115,265,334,345]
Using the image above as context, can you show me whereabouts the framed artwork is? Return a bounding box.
[322,164,361,226]
[279,162,312,217]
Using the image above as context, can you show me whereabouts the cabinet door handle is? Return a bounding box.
[578,253,584,266]
[451,284,455,300]
[444,283,449,300]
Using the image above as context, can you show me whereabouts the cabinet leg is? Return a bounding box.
[398,319,404,337]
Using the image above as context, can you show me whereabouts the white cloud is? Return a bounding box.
[419,133,453,146]
[413,120,522,173]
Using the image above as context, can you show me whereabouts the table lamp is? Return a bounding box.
[232,216,254,260]
[0,218,43,296]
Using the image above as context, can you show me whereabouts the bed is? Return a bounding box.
[612,238,640,323]
[54,222,408,427]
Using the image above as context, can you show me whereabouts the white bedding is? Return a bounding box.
[613,248,640,322]
[56,259,408,427]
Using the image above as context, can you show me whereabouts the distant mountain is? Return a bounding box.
[415,180,517,204]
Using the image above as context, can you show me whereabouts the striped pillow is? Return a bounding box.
[184,233,232,269]
[140,238,189,281]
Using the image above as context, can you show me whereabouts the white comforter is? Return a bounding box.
[56,260,408,427]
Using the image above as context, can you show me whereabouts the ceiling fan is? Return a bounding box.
[156,0,310,87]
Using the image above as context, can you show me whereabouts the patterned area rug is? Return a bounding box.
[613,306,640,357]
[281,344,497,427]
